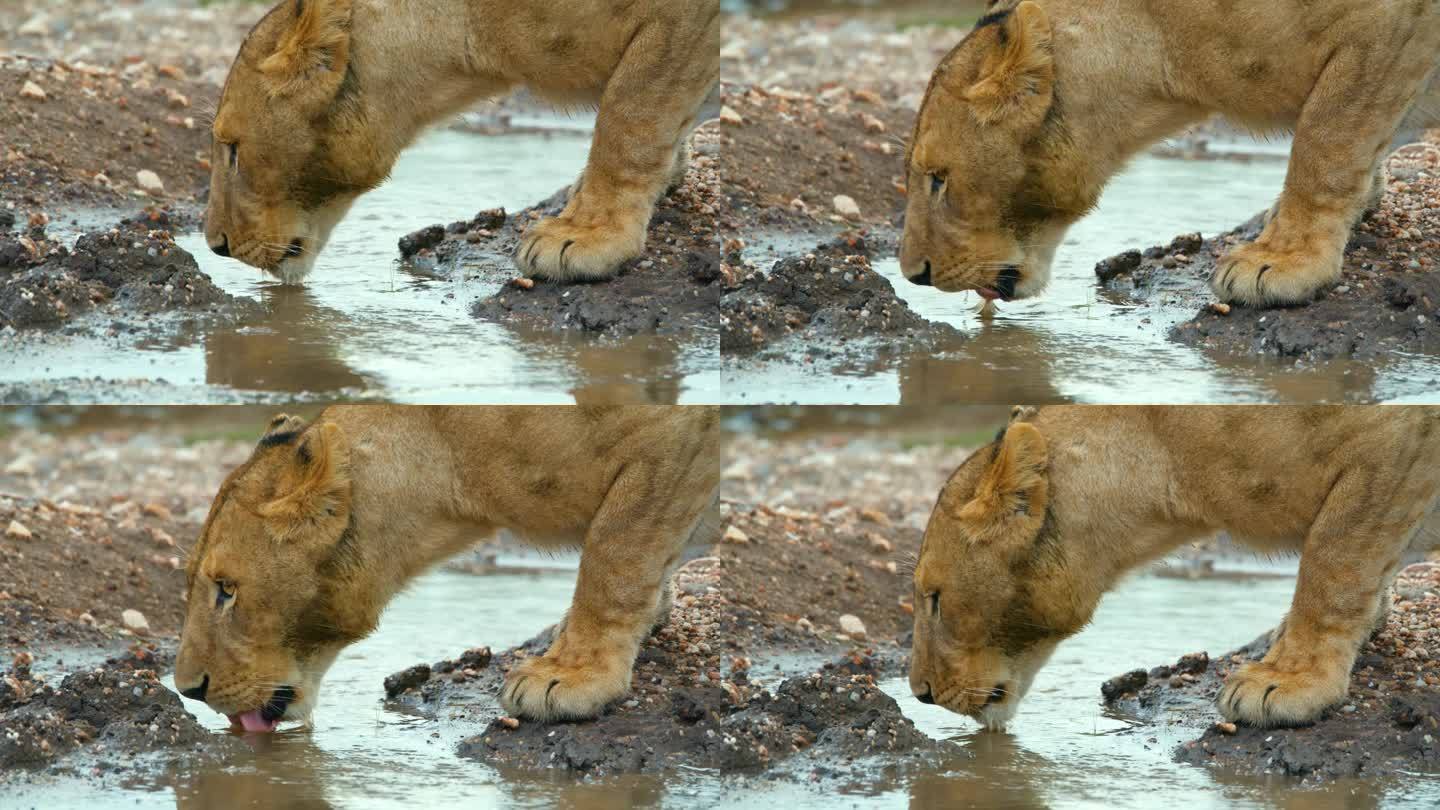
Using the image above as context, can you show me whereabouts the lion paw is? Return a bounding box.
[1210,241,1342,307]
[514,215,646,281]
[1217,660,1347,728]
[498,653,631,722]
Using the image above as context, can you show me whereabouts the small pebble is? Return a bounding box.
[838,614,867,640]
[121,609,150,634]
[832,195,861,220]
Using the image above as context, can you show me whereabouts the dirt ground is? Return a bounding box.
[1104,562,1440,783]
[720,233,961,356]
[1100,142,1440,361]
[0,422,253,648]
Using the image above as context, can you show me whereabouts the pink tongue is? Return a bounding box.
[976,288,1002,301]
[231,710,278,733]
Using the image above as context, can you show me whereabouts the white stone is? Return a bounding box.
[121,609,150,633]
[723,525,750,544]
[719,105,744,126]
[135,170,165,196]
[833,195,861,220]
[838,614,867,639]
[5,520,31,540]
[18,14,50,37]
[19,81,46,102]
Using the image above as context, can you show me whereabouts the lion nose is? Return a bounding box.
[915,683,936,705]
[179,673,209,701]
[209,235,230,258]
[910,260,933,287]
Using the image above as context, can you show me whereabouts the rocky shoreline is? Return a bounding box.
[1098,140,1440,362]
[1104,562,1440,783]
[398,125,724,339]
[0,207,259,333]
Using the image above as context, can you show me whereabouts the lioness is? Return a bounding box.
[910,406,1440,729]
[174,406,719,730]
[900,0,1440,306]
[203,0,718,283]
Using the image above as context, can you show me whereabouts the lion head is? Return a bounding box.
[204,0,383,282]
[174,414,368,732]
[899,1,1093,300]
[909,415,1095,729]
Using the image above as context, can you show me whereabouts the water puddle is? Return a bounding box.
[726,155,1440,404]
[11,560,1438,807]
[0,129,720,404]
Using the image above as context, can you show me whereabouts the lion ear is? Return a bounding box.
[258,422,350,536]
[262,413,307,441]
[955,422,1049,543]
[964,1,1054,125]
[260,0,353,99]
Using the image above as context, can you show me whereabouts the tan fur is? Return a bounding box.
[900,0,1440,306]
[174,405,720,724]
[204,0,718,283]
[910,406,1440,729]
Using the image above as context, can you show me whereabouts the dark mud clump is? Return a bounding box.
[720,234,961,355]
[397,129,722,338]
[385,557,955,777]
[1098,142,1440,361]
[0,209,254,330]
[0,643,236,771]
[462,660,945,775]
[1104,562,1440,782]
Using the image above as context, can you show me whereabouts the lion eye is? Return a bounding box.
[927,591,940,615]
[929,174,944,196]
[227,143,239,171]
[215,580,235,609]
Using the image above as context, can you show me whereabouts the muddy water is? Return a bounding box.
[1,129,719,404]
[13,562,1440,808]
[728,155,1440,404]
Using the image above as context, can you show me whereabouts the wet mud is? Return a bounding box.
[397,130,723,338]
[720,233,961,357]
[0,644,245,773]
[382,433,962,779]
[1103,562,1440,783]
[385,558,953,778]
[1100,144,1440,362]
[0,208,258,332]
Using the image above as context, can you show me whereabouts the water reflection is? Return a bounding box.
[151,729,669,810]
[908,733,1053,810]
[165,735,336,810]
[491,766,665,810]
[196,278,703,404]
[203,284,373,395]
